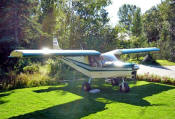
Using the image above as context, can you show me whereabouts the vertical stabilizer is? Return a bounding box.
[53,38,61,49]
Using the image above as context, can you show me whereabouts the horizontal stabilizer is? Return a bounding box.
[9,49,101,58]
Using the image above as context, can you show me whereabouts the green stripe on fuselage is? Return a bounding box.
[63,57,132,72]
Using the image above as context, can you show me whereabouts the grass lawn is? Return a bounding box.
[156,60,175,66]
[1,79,175,119]
[128,58,175,66]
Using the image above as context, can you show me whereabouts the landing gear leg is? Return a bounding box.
[119,78,130,93]
[88,78,92,84]
[132,71,137,83]
[132,71,137,79]
[82,78,92,91]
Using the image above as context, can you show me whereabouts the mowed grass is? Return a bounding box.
[126,57,175,66]
[156,60,175,66]
[1,79,175,119]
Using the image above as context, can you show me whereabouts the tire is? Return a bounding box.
[111,78,119,86]
[132,71,137,80]
[120,82,130,93]
[82,82,91,91]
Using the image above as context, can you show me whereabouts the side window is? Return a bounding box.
[94,56,102,67]
[88,56,97,67]
[88,56,102,67]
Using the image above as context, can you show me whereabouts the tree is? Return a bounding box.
[131,8,142,37]
[69,0,111,50]
[142,7,162,42]
[0,0,41,63]
[142,0,175,61]
[158,0,175,61]
[118,4,140,31]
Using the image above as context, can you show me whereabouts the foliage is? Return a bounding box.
[142,7,162,42]
[23,64,39,74]
[47,58,75,80]
[13,58,32,73]
[68,0,111,50]
[0,0,42,63]
[117,0,175,61]
[0,62,61,90]
[0,0,175,90]
[118,4,140,30]
[156,60,175,66]
[131,8,142,37]
[142,0,175,61]
[137,73,175,85]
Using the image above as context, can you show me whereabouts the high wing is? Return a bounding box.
[9,49,101,57]
[104,47,160,55]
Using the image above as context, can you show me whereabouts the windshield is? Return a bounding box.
[101,54,118,62]
[88,55,119,67]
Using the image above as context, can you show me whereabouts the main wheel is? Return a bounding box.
[82,82,91,91]
[111,78,119,86]
[120,82,130,93]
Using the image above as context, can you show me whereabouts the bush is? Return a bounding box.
[1,58,77,90]
[48,59,74,80]
[137,73,175,85]
[23,64,39,74]
[1,63,59,90]
[14,58,32,73]
[15,73,29,88]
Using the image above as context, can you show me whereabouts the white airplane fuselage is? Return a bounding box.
[60,53,139,79]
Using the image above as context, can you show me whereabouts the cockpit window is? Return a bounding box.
[102,56,113,61]
[101,55,117,62]
[88,55,118,67]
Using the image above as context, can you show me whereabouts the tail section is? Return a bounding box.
[53,37,61,50]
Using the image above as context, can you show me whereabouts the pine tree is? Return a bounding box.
[131,8,142,37]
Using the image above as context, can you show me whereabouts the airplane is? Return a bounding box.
[9,38,160,92]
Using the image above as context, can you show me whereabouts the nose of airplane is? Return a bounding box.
[133,64,139,70]
[113,61,139,70]
[123,63,139,70]
[120,62,139,70]
[123,62,134,68]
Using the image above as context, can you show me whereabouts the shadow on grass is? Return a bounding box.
[0,92,13,105]
[34,80,174,106]
[141,59,172,70]
[9,98,105,119]
[0,93,11,97]
[142,64,172,70]
[0,100,9,104]
[9,80,175,119]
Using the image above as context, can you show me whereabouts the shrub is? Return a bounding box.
[15,73,29,88]
[48,59,74,80]
[26,73,50,87]
[14,58,32,73]
[137,73,175,85]
[23,64,39,74]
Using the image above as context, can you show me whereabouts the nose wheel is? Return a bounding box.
[82,78,92,91]
[119,82,130,92]
[119,78,130,92]
[82,82,91,91]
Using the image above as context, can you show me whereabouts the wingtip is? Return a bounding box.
[9,50,23,58]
